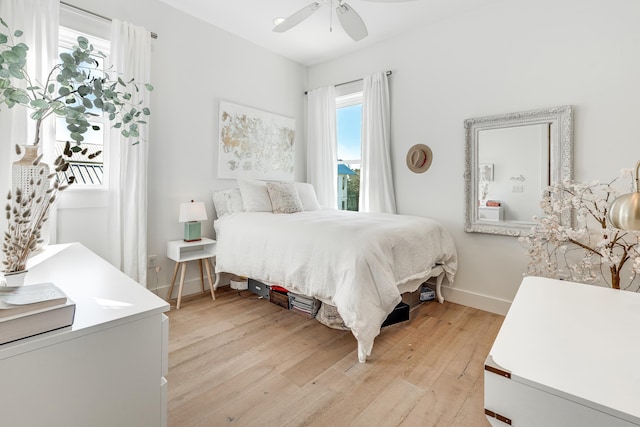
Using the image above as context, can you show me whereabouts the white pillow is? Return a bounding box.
[237,178,273,212]
[212,188,244,217]
[266,182,303,214]
[295,182,321,211]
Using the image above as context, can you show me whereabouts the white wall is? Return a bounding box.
[56,0,307,295]
[307,0,640,314]
[25,0,640,312]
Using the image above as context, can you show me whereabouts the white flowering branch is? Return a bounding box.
[520,172,640,291]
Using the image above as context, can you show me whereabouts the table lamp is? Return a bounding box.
[608,160,640,230]
[179,200,207,241]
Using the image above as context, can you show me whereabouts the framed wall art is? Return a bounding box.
[479,163,494,182]
[217,100,296,180]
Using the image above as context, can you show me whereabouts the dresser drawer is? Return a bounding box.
[485,361,638,426]
[485,278,640,427]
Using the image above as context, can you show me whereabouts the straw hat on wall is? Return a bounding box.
[406,144,433,173]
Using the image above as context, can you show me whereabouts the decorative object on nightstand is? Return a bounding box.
[166,238,220,309]
[178,200,208,242]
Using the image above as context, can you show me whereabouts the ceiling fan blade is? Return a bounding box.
[336,3,368,41]
[273,2,321,33]
[361,0,416,2]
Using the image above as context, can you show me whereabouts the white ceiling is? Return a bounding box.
[156,0,499,66]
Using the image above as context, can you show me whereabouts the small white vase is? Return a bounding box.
[2,270,28,287]
[12,145,50,196]
[12,145,51,247]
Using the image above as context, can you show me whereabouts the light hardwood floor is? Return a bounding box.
[167,287,504,427]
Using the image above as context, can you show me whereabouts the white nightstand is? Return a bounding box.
[166,237,220,309]
[478,205,504,222]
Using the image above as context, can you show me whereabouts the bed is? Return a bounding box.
[212,180,458,362]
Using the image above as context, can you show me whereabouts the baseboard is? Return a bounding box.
[158,275,231,303]
[441,285,511,316]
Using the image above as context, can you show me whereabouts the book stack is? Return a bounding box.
[0,282,76,345]
[288,293,321,318]
[269,286,290,309]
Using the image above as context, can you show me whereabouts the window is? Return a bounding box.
[55,26,110,187]
[336,91,362,211]
[56,5,112,210]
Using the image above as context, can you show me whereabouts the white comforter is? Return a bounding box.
[214,210,457,362]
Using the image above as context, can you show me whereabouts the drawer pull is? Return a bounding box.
[484,364,511,379]
[485,408,512,425]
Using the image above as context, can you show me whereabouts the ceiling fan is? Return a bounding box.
[273,0,416,42]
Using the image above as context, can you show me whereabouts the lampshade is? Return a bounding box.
[178,201,207,223]
[178,200,207,242]
[608,160,640,230]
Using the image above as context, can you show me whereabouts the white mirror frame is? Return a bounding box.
[464,105,573,236]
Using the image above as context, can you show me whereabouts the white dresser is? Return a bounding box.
[485,276,640,426]
[0,243,170,427]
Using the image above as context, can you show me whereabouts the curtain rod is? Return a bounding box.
[304,70,392,95]
[61,2,158,39]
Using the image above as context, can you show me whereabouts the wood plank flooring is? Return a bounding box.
[167,287,504,427]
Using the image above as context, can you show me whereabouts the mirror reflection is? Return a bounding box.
[478,124,549,222]
[464,106,573,236]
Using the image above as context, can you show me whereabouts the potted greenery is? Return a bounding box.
[0,17,152,280]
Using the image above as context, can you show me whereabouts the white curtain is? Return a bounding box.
[107,20,151,286]
[0,0,60,243]
[359,72,396,214]
[306,85,338,208]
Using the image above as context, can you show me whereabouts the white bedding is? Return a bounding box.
[214,209,457,362]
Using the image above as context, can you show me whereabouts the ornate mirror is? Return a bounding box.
[464,105,573,236]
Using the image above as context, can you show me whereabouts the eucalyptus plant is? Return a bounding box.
[0,17,153,274]
[0,17,152,148]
